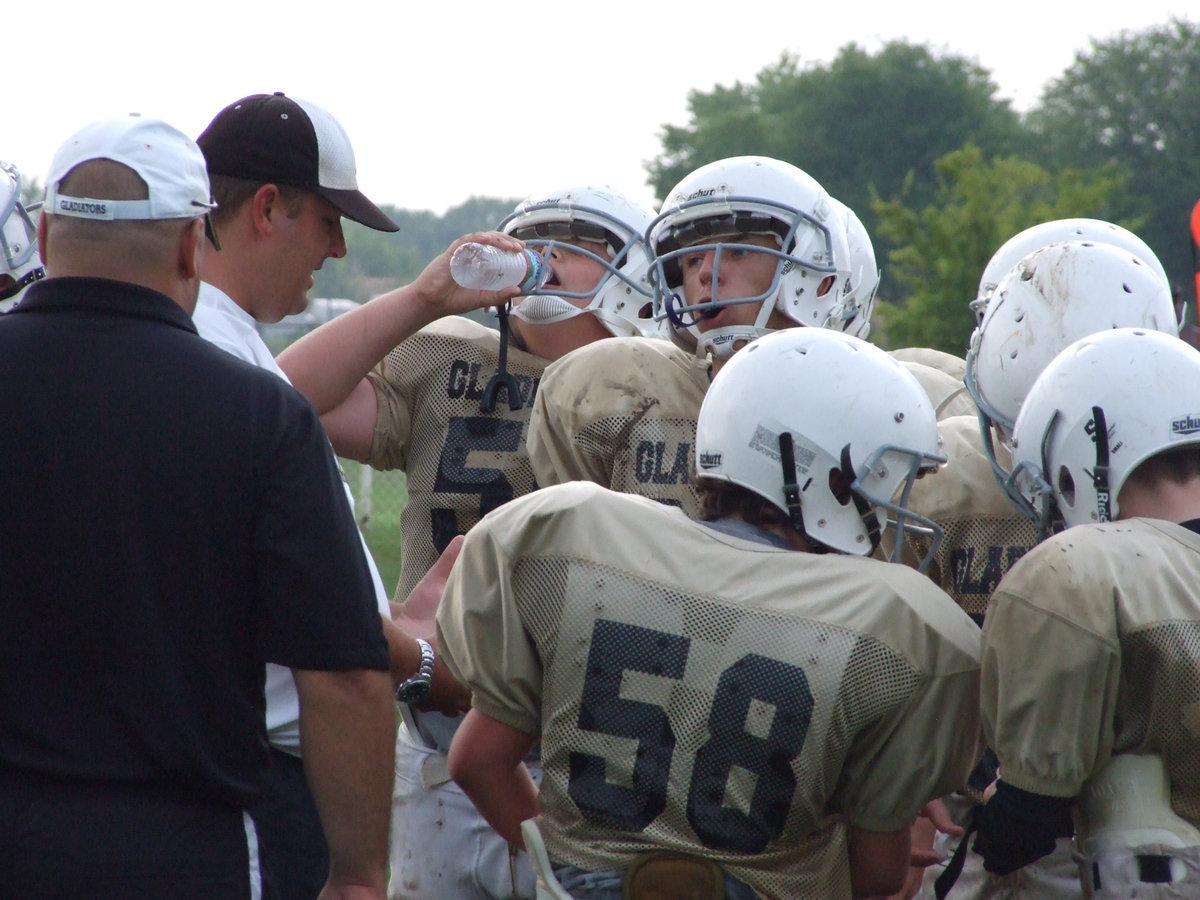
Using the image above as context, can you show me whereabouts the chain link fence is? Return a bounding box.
[340,459,408,602]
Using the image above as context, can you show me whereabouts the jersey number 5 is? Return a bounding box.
[569,618,814,853]
[430,416,524,552]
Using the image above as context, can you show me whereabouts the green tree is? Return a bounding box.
[313,196,519,301]
[19,175,43,211]
[1027,18,1200,299]
[871,145,1129,354]
[647,42,1024,248]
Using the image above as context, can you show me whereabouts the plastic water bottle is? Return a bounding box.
[450,242,546,292]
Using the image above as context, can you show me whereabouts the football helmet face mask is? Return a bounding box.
[1007,328,1200,534]
[833,200,880,340]
[500,185,658,338]
[648,156,845,360]
[0,164,44,307]
[695,328,946,567]
[965,240,1177,492]
[971,218,1168,325]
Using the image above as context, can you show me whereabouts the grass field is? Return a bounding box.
[339,459,408,597]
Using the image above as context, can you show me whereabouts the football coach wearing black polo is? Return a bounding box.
[0,115,395,899]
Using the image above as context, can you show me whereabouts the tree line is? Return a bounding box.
[315,19,1198,355]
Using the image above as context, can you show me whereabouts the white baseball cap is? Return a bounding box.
[45,116,215,223]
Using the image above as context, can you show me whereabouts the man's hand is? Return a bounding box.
[972,781,1074,876]
[875,799,964,900]
[393,535,463,641]
[909,798,961,868]
[388,536,471,715]
[410,231,528,319]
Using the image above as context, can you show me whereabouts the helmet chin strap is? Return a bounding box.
[509,294,588,325]
[697,324,771,360]
[840,443,882,555]
[778,433,806,536]
[697,287,782,360]
[1089,405,1112,523]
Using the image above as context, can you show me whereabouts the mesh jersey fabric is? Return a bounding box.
[437,481,984,900]
[367,314,549,600]
[982,517,1200,823]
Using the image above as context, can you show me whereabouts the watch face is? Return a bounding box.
[398,681,432,704]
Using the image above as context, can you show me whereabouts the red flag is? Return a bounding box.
[1192,198,1200,302]
[1185,199,1200,349]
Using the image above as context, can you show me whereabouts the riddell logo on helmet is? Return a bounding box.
[698,451,723,469]
[1171,414,1200,436]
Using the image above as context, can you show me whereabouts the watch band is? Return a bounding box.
[395,638,435,703]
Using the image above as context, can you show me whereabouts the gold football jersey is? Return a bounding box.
[527,337,710,517]
[366,315,549,599]
[903,415,1038,621]
[888,346,968,383]
[892,352,975,419]
[982,518,1200,823]
[528,337,974,524]
[438,482,983,899]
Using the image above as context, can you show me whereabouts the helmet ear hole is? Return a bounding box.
[1057,466,1076,508]
[828,467,852,506]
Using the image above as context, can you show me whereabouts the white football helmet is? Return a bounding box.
[1,163,44,309]
[500,185,658,338]
[647,156,847,359]
[695,328,946,566]
[971,218,1168,324]
[835,200,881,340]
[1007,328,1200,532]
[965,240,1177,491]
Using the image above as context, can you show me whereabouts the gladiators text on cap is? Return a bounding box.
[45,116,215,222]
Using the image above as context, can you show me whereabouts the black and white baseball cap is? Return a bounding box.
[197,92,399,233]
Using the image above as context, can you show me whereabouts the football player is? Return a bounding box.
[277,183,658,900]
[526,156,969,521]
[969,218,1168,326]
[976,328,1200,897]
[910,238,1178,621]
[439,327,984,900]
[0,163,44,311]
[909,237,1177,899]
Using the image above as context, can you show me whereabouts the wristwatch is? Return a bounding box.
[395,638,435,705]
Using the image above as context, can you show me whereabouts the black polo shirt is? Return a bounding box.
[0,277,388,808]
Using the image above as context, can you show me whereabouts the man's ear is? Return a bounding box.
[179,217,205,280]
[37,212,48,264]
[251,183,282,235]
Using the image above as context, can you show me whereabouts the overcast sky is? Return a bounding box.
[12,1,1195,215]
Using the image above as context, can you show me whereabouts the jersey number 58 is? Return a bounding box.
[569,618,814,853]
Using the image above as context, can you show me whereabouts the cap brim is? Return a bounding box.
[317,187,399,232]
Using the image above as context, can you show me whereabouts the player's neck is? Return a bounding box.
[1117,477,1200,524]
[754,518,815,553]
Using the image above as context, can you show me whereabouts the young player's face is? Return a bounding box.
[678,233,786,334]
[267,192,347,320]
[510,234,619,360]
[538,236,613,307]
